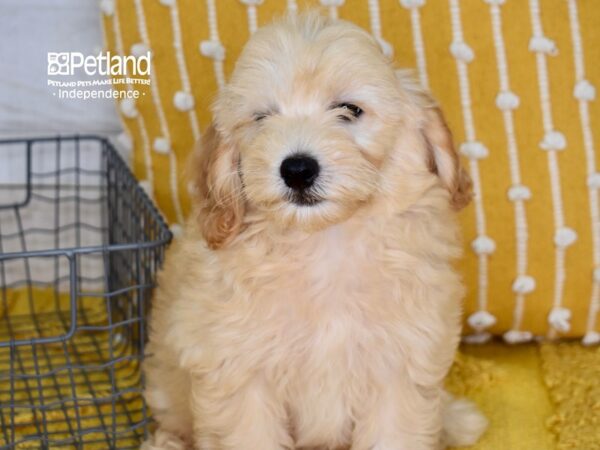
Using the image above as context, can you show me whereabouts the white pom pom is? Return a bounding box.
[100,0,115,16]
[512,275,536,294]
[540,130,566,151]
[582,331,600,346]
[159,0,175,5]
[199,40,225,61]
[170,223,183,237]
[507,185,531,201]
[503,330,533,344]
[593,267,600,282]
[117,131,133,151]
[400,0,425,8]
[376,38,394,58]
[463,332,492,344]
[320,0,344,5]
[554,227,577,248]
[496,91,520,110]
[471,236,496,255]
[131,43,150,58]
[460,141,488,159]
[173,91,195,111]
[120,98,138,119]
[587,173,600,189]
[467,311,497,331]
[529,36,558,56]
[187,180,199,195]
[548,307,571,333]
[153,137,171,154]
[574,79,596,101]
[450,41,474,63]
[139,180,153,198]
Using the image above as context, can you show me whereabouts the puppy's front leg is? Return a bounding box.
[191,373,293,450]
[352,377,443,450]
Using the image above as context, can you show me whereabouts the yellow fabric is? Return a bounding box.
[448,343,557,450]
[540,343,600,450]
[102,1,600,339]
[447,342,600,450]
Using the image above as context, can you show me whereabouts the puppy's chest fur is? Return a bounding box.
[207,213,460,380]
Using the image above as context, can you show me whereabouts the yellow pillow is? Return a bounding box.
[101,0,600,344]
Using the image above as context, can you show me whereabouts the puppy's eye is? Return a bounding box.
[254,113,269,122]
[334,103,363,122]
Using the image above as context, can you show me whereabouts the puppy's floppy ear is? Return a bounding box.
[191,123,245,249]
[421,106,472,210]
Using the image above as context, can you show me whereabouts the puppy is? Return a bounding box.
[142,12,487,450]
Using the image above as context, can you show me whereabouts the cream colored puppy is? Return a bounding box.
[142,12,487,450]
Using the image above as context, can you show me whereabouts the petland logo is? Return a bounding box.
[48,51,150,76]
[47,51,151,100]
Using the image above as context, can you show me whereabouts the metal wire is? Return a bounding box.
[0,136,172,449]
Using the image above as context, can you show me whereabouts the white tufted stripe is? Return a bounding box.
[400,0,425,7]
[133,0,184,226]
[100,0,115,16]
[107,3,155,198]
[173,91,195,111]
[286,0,298,13]
[401,0,429,88]
[540,130,567,151]
[139,180,154,199]
[529,36,558,56]
[120,98,138,118]
[200,40,225,61]
[450,0,492,332]
[450,41,474,63]
[554,227,578,248]
[512,275,536,294]
[468,311,497,331]
[368,0,394,58]
[166,0,201,140]
[130,42,150,58]
[463,332,493,345]
[507,185,531,202]
[574,79,596,101]
[153,137,171,154]
[582,331,600,346]
[503,330,533,344]
[548,307,572,333]
[471,236,496,255]
[460,141,488,160]
[204,0,226,90]
[487,0,533,339]
[495,91,520,110]
[567,0,600,341]
[530,0,571,338]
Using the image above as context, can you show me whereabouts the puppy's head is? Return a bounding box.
[193,13,471,249]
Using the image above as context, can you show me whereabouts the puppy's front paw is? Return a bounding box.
[141,428,190,450]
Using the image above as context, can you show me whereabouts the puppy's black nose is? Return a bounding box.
[280,154,320,191]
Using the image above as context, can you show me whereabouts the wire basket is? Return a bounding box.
[0,136,171,449]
